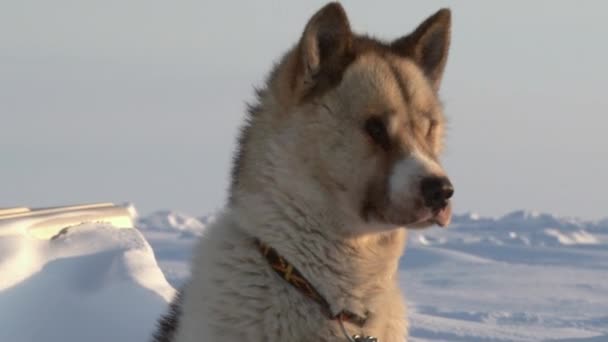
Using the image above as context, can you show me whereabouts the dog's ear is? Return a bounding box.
[391,9,451,91]
[296,2,352,91]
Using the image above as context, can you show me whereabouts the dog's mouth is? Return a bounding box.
[431,204,452,227]
[367,200,452,229]
[397,201,453,228]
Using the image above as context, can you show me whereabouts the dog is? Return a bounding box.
[153,2,453,341]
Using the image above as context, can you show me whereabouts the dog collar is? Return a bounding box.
[256,240,367,327]
[255,239,379,341]
[255,239,368,326]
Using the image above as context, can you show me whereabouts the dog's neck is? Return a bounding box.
[233,193,407,319]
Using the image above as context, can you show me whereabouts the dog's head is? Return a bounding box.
[232,3,453,234]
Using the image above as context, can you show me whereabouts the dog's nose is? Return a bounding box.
[420,176,454,210]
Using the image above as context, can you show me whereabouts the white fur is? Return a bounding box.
[172,119,410,340]
[163,4,453,341]
[389,149,444,205]
[173,205,408,342]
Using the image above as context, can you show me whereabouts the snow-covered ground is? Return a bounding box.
[402,212,608,342]
[1,208,607,341]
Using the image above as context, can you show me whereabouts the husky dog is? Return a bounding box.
[153,2,453,341]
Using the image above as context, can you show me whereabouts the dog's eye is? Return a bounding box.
[364,117,390,150]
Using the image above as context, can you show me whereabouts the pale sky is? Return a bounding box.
[1,1,607,219]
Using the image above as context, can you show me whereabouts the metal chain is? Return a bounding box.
[338,315,378,342]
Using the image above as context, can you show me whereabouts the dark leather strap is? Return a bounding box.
[255,239,368,327]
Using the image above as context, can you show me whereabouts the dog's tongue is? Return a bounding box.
[434,206,452,227]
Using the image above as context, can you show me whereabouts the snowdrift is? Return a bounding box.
[414,210,607,248]
[0,205,174,342]
[0,202,136,239]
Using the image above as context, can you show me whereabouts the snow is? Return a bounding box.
[137,211,215,287]
[1,208,607,341]
[138,210,208,235]
[0,222,175,342]
[404,213,608,341]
